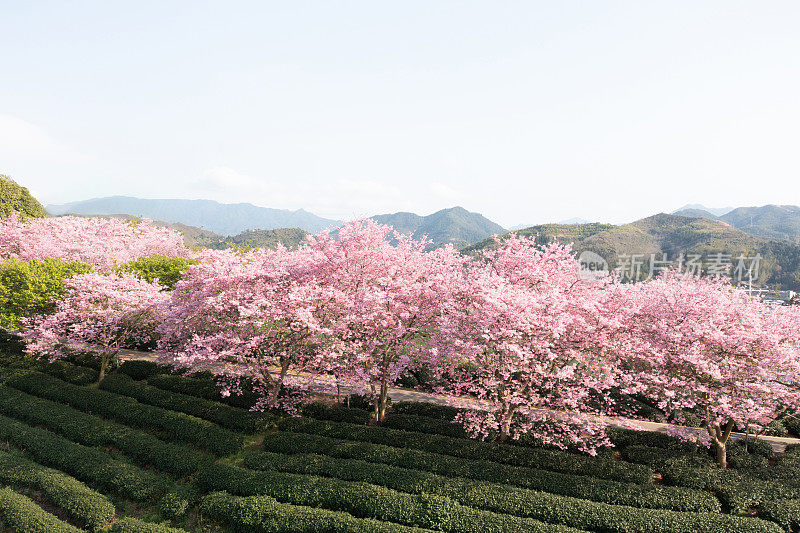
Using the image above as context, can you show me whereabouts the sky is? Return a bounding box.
[1,1,799,228]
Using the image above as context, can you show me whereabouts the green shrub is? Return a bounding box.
[278,417,653,484]
[622,445,706,468]
[147,373,260,410]
[99,373,265,433]
[301,401,371,424]
[35,359,99,385]
[105,517,187,532]
[759,499,800,532]
[0,414,163,501]
[117,255,197,290]
[607,428,698,451]
[7,371,242,456]
[199,491,433,533]
[765,420,789,437]
[198,462,777,533]
[392,401,463,421]
[0,174,47,219]
[158,484,197,521]
[197,463,577,533]
[0,486,81,533]
[246,447,720,513]
[0,451,115,530]
[0,258,91,329]
[117,360,173,381]
[0,385,207,476]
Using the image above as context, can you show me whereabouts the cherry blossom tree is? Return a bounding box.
[22,272,168,381]
[157,248,325,411]
[0,214,188,271]
[304,220,461,423]
[616,272,800,468]
[437,235,623,453]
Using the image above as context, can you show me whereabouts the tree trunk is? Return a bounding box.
[708,419,735,469]
[98,351,111,383]
[372,379,389,424]
[715,441,728,469]
[496,405,515,443]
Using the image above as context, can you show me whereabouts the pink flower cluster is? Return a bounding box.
[0,214,188,271]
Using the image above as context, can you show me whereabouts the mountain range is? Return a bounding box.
[467,213,800,291]
[673,204,800,243]
[46,196,340,236]
[47,197,506,250]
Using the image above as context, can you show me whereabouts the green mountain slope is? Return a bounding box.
[0,175,47,219]
[212,228,309,250]
[466,214,800,291]
[720,205,800,243]
[372,206,505,249]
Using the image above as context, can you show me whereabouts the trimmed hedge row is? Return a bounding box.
[258,432,719,512]
[35,359,99,385]
[105,517,187,533]
[7,371,242,456]
[198,462,778,533]
[0,451,115,530]
[196,462,579,533]
[0,386,207,476]
[246,448,721,514]
[391,401,463,421]
[117,360,173,381]
[277,417,653,484]
[146,373,260,410]
[99,373,265,433]
[0,414,164,501]
[758,499,800,533]
[661,457,800,514]
[0,486,81,533]
[200,491,434,533]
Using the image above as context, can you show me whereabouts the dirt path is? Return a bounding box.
[118,348,800,452]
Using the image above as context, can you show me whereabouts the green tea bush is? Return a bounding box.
[7,371,242,456]
[278,417,653,484]
[758,499,800,532]
[117,360,173,381]
[246,447,720,513]
[199,491,433,533]
[197,463,577,533]
[198,462,777,533]
[0,451,115,530]
[158,484,197,520]
[99,373,264,433]
[105,517,187,533]
[147,373,260,409]
[0,385,207,476]
[0,486,81,533]
[0,414,163,501]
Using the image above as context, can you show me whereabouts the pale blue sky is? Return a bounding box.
[1,1,799,227]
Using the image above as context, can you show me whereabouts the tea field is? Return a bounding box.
[0,350,798,533]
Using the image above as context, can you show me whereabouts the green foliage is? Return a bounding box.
[197,462,575,533]
[198,461,777,533]
[118,360,173,380]
[117,255,196,289]
[214,228,309,251]
[0,384,208,476]
[0,486,81,533]
[99,373,266,433]
[104,517,187,533]
[0,258,91,329]
[758,499,800,533]
[0,450,115,530]
[8,371,243,456]
[146,372,260,410]
[0,175,47,219]
[158,484,197,520]
[258,431,717,512]
[200,491,431,533]
[279,416,653,483]
[0,413,164,501]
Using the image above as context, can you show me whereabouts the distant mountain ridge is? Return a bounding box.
[674,204,800,243]
[466,214,800,291]
[46,196,341,235]
[371,206,506,249]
